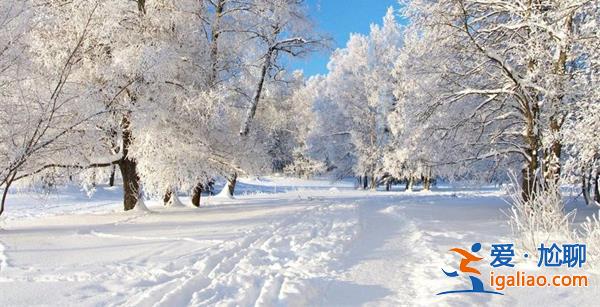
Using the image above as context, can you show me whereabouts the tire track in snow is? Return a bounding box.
[379,206,471,305]
[89,231,223,245]
[0,239,15,283]
[0,240,8,273]
[189,202,358,306]
[328,203,497,306]
[113,201,359,307]
[321,203,445,306]
[145,209,312,307]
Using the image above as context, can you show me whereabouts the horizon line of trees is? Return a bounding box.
[0,0,598,217]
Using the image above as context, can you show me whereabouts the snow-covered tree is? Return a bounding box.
[238,0,326,136]
[284,147,326,179]
[309,7,402,188]
[397,0,599,199]
[0,1,113,216]
[28,0,210,210]
[304,75,356,180]
[563,72,600,205]
[120,0,324,202]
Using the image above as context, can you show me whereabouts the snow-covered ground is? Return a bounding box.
[0,177,598,306]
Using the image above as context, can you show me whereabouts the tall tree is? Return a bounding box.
[29,0,209,211]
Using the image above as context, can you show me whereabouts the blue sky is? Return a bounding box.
[289,0,402,77]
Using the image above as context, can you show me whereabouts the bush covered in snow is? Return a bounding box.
[580,212,600,269]
[507,176,600,269]
[283,149,327,179]
[506,178,575,254]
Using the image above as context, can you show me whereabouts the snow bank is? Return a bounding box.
[213,185,234,199]
[0,241,8,276]
[133,198,151,212]
[165,193,186,208]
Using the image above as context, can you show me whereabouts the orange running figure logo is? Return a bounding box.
[437,243,503,295]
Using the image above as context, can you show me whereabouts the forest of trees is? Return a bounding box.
[303,1,599,203]
[0,0,598,216]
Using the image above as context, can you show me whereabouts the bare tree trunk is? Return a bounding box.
[594,171,600,204]
[582,171,591,206]
[108,165,116,186]
[423,167,433,191]
[0,187,7,217]
[119,159,139,211]
[407,177,414,192]
[521,165,536,203]
[118,114,140,211]
[521,112,540,202]
[543,12,571,186]
[369,174,376,190]
[423,176,431,191]
[240,49,273,136]
[208,0,224,86]
[226,173,237,197]
[191,183,202,207]
[137,0,146,14]
[0,172,16,217]
[362,174,368,190]
[544,124,562,184]
[112,0,147,212]
[517,53,543,203]
[163,188,172,206]
[404,179,409,191]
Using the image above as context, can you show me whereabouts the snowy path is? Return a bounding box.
[0,180,597,306]
[319,191,511,306]
[321,199,422,305]
[0,185,361,307]
[320,191,598,306]
[116,202,359,307]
